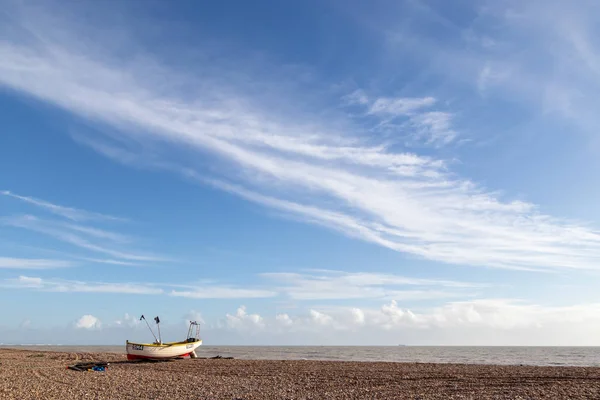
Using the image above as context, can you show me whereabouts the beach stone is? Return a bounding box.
[1,348,600,399]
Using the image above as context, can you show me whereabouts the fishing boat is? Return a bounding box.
[125,315,202,360]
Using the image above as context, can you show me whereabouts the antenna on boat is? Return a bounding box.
[139,315,159,343]
[154,316,162,344]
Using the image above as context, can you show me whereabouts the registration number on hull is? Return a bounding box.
[131,344,144,351]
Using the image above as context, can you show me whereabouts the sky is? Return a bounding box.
[1,0,600,346]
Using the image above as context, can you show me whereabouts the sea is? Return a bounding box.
[2,345,600,367]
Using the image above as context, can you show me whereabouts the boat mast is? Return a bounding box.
[154,316,162,344]
[139,315,159,343]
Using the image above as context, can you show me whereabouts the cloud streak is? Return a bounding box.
[2,275,275,299]
[170,288,277,299]
[2,215,162,262]
[0,257,73,269]
[262,270,483,300]
[345,91,457,146]
[1,2,600,273]
[377,0,600,140]
[4,275,164,295]
[2,270,482,300]
[1,190,125,222]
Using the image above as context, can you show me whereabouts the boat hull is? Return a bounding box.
[125,340,202,360]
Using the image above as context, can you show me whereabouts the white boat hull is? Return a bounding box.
[125,340,203,360]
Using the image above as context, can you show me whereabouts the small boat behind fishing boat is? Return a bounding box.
[126,315,202,360]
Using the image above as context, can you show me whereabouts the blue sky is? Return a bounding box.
[2,0,600,345]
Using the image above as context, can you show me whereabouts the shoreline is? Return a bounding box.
[2,348,600,399]
[2,344,600,368]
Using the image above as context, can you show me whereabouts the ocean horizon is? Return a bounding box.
[3,345,600,367]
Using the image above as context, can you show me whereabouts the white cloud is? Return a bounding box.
[7,299,600,345]
[3,274,276,299]
[367,298,600,331]
[342,89,369,105]
[112,313,141,328]
[75,314,101,330]
[61,223,131,243]
[378,300,422,328]
[0,257,73,269]
[261,270,483,300]
[217,299,600,344]
[351,308,365,325]
[170,287,277,299]
[13,275,43,287]
[275,313,293,326]
[0,3,600,273]
[384,0,600,139]
[1,190,125,222]
[184,310,205,325]
[407,111,457,145]
[0,268,484,307]
[476,63,509,94]
[368,96,436,116]
[309,309,333,326]
[80,258,144,266]
[225,306,264,330]
[3,275,163,295]
[346,92,456,146]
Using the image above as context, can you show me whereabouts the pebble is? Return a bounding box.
[1,348,600,399]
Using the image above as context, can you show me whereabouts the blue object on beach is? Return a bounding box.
[92,366,105,372]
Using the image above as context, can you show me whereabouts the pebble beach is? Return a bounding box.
[2,348,600,399]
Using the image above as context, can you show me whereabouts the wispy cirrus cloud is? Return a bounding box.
[374,0,600,140]
[169,287,277,299]
[0,242,144,267]
[61,224,131,243]
[261,270,483,300]
[3,275,164,295]
[1,190,125,222]
[80,258,144,267]
[368,96,436,116]
[2,275,275,298]
[345,91,456,146]
[1,215,162,262]
[1,2,600,273]
[0,257,73,269]
[2,191,163,264]
[2,270,482,300]
[406,111,457,146]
